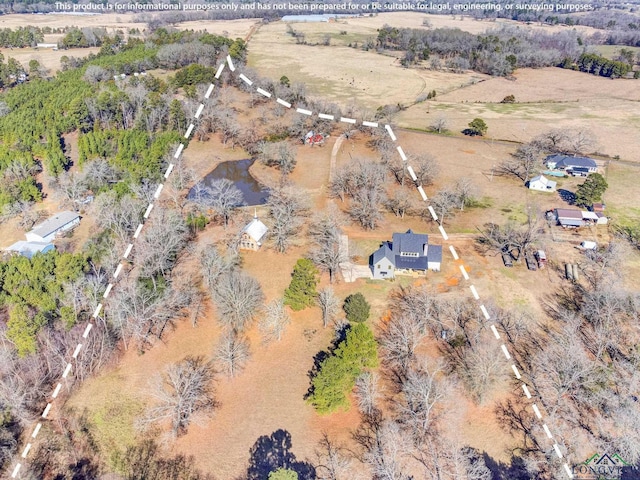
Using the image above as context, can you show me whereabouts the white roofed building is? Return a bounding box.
[239,213,268,251]
[26,211,80,243]
[5,241,55,259]
[528,175,557,192]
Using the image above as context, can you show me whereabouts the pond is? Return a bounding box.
[188,159,269,207]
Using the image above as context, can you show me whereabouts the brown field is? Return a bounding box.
[174,18,262,39]
[247,19,487,110]
[397,67,640,161]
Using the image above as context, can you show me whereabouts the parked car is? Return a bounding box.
[579,241,597,250]
[534,250,547,269]
[501,252,513,267]
[525,253,538,271]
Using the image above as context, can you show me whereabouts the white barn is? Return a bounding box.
[26,211,80,243]
[528,175,557,192]
[239,215,268,251]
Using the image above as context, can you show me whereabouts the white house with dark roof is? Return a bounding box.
[545,154,597,174]
[370,229,442,279]
[528,175,557,192]
[26,211,80,243]
[239,214,268,251]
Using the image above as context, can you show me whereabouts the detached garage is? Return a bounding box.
[26,211,81,243]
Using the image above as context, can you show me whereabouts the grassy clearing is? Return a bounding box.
[594,44,640,60]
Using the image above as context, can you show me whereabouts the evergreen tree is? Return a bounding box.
[575,173,608,207]
[269,469,298,480]
[283,259,319,311]
[307,323,378,414]
[467,118,488,136]
[343,293,370,323]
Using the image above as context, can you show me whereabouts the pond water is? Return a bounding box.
[188,159,269,206]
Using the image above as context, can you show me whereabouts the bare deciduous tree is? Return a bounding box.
[200,244,239,290]
[140,356,216,437]
[497,143,541,182]
[210,272,264,332]
[354,371,381,417]
[308,206,348,283]
[194,178,244,228]
[430,116,448,134]
[314,432,353,480]
[214,330,250,378]
[258,299,290,343]
[268,185,308,253]
[411,153,439,187]
[317,287,340,328]
[386,188,412,219]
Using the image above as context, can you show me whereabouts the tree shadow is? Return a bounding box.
[246,429,316,480]
[558,188,576,205]
[482,453,533,480]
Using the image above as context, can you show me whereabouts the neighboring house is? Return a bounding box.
[239,214,268,251]
[554,208,607,228]
[554,208,584,228]
[370,229,442,279]
[5,241,54,259]
[26,211,81,243]
[528,175,557,192]
[545,154,597,173]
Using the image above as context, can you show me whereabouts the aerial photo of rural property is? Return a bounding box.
[0,0,640,479]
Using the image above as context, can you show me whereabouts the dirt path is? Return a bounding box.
[329,134,345,184]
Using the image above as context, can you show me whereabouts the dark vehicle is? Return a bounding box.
[525,253,538,271]
[501,252,513,267]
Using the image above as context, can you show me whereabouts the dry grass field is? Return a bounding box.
[397,67,640,161]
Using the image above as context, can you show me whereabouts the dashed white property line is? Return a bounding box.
[133,223,144,239]
[113,263,123,279]
[427,205,438,221]
[11,464,20,477]
[469,284,480,300]
[296,107,312,116]
[554,444,564,458]
[490,324,500,339]
[564,464,574,477]
[226,54,235,71]
[362,120,378,128]
[143,203,154,219]
[92,303,103,318]
[512,364,522,379]
[215,63,225,79]
[449,245,459,260]
[385,124,396,141]
[52,383,62,399]
[41,404,52,419]
[522,384,532,399]
[21,444,31,459]
[318,113,334,120]
[532,403,542,419]
[72,344,82,359]
[256,87,271,98]
[62,363,72,379]
[438,224,449,240]
[103,283,113,298]
[459,265,469,280]
[204,83,214,99]
[407,165,417,181]
[163,163,174,179]
[501,344,511,360]
[239,73,253,85]
[479,304,490,320]
[396,145,407,161]
[174,143,185,158]
[417,186,428,201]
[184,123,194,139]
[153,184,164,199]
[543,424,553,439]
[82,323,93,339]
[340,116,356,124]
[277,98,291,108]
[194,104,204,119]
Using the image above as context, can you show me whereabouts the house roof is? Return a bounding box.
[546,154,597,169]
[582,211,599,220]
[29,211,80,239]
[555,208,583,220]
[6,241,54,259]
[372,242,394,265]
[241,218,268,243]
[427,245,443,264]
[391,229,428,256]
[529,175,557,189]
